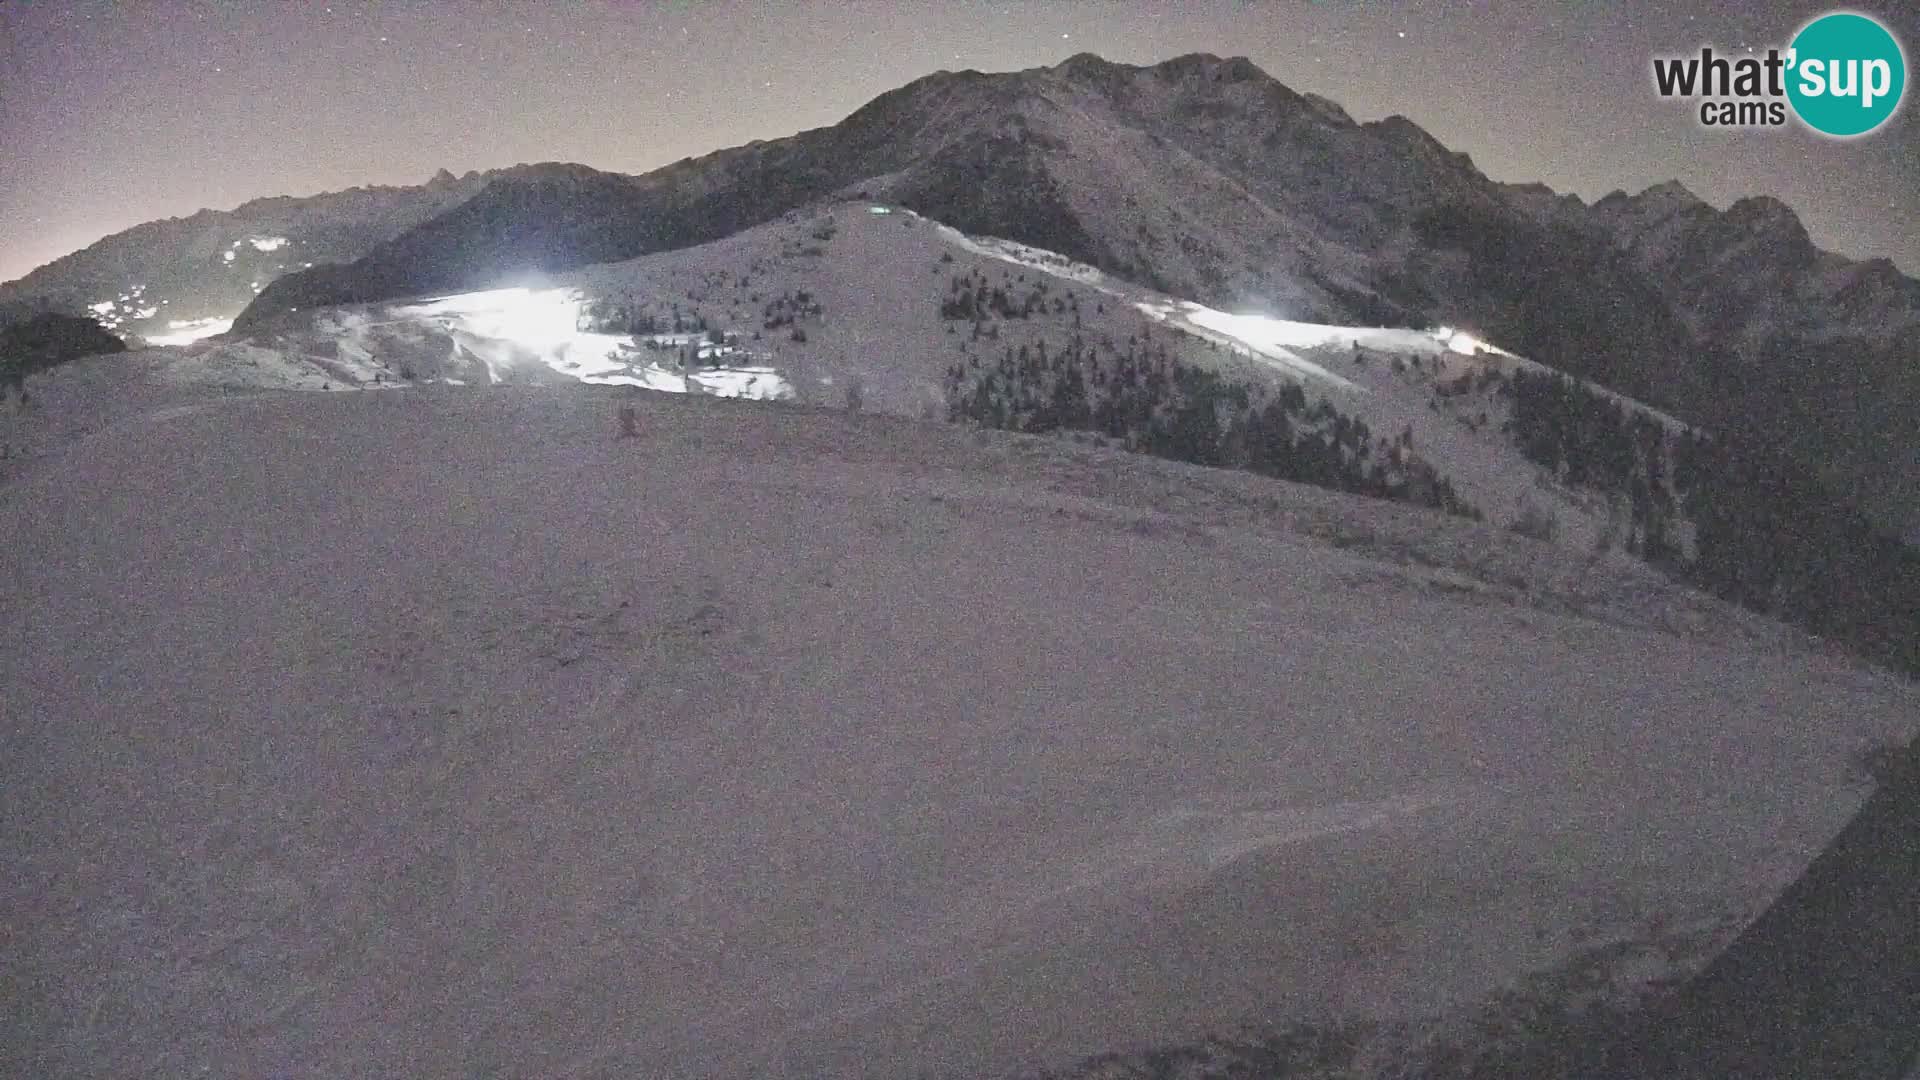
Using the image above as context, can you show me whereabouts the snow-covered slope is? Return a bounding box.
[136,201,1684,554]
[2,201,1704,569]
[3,381,1914,1079]
[21,54,1915,537]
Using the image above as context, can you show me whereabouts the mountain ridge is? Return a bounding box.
[9,51,1919,536]
[0,163,603,341]
[228,53,1920,341]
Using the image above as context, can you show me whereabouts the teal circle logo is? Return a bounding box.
[1787,11,1906,137]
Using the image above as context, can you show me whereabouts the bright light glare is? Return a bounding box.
[398,287,794,401]
[405,287,585,347]
[148,317,234,346]
[1167,306,1359,390]
[1444,330,1483,355]
[248,236,289,252]
[1186,309,1347,350]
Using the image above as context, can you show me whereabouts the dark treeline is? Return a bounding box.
[941,323,1480,522]
[1679,435,1920,677]
[580,297,707,337]
[1499,365,1920,678]
[938,268,1072,322]
[1,312,127,398]
[1500,368,1684,564]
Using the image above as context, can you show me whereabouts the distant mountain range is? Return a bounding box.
[9,52,1918,1079]
[0,165,578,341]
[5,52,1917,540]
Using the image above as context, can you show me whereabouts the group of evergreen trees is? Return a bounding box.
[0,312,127,399]
[1500,368,1683,562]
[942,331,1479,521]
[1677,434,1920,675]
[939,314,1919,678]
[939,270,1075,323]
[761,289,821,330]
[580,297,709,338]
[573,296,751,369]
[1496,361,1920,678]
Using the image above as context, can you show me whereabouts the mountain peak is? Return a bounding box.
[1300,92,1356,127]
[1154,51,1223,75]
[1638,180,1706,207]
[1725,194,1798,227]
[1366,114,1476,171]
[1149,52,1267,84]
[1369,114,1443,145]
[1724,194,1812,253]
[1054,52,1120,76]
[1592,180,1708,220]
[1502,180,1588,214]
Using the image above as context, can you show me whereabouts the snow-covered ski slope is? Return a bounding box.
[3,383,1915,1078]
[48,199,1707,557]
[570,201,1700,551]
[117,286,795,402]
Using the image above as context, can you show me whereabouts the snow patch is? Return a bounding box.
[188,287,803,401]
[147,317,234,346]
[687,366,793,399]
[1435,326,1489,356]
[932,222,1111,285]
[1146,303,1362,391]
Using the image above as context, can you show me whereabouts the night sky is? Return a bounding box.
[3,0,1916,283]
